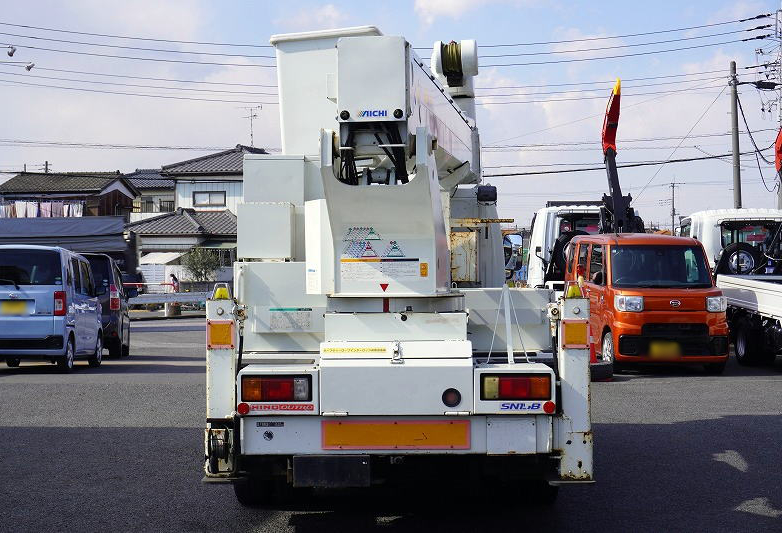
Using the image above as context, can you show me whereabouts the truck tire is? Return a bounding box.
[552,230,588,274]
[734,319,765,366]
[108,338,122,358]
[716,243,761,275]
[233,475,272,507]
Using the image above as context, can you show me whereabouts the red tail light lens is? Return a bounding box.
[109,284,120,310]
[241,375,311,402]
[53,291,66,316]
[481,374,551,401]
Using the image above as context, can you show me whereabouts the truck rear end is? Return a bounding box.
[202,26,593,504]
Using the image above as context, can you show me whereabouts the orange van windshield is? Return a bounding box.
[610,245,712,288]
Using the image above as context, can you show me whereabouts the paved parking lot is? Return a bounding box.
[1,317,781,532]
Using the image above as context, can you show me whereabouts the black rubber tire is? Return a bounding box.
[6,358,20,368]
[716,243,762,275]
[704,361,727,375]
[57,338,75,372]
[233,475,273,507]
[88,334,103,368]
[108,338,122,358]
[734,319,764,366]
[552,230,588,274]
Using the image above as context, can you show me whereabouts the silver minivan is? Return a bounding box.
[0,245,103,371]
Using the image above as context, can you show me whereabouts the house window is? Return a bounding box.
[193,191,226,207]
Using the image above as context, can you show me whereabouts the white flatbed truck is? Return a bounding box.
[202,26,593,505]
[717,274,782,365]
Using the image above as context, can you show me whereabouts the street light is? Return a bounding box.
[6,45,15,57]
[25,63,34,71]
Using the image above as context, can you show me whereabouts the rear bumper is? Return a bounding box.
[0,335,65,357]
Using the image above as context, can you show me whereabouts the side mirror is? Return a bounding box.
[535,246,542,253]
[591,271,604,285]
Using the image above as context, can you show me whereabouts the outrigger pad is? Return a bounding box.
[292,455,371,488]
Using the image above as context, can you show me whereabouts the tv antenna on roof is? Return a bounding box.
[239,106,262,147]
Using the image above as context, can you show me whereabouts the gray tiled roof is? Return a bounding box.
[161,144,267,176]
[126,208,236,235]
[124,168,174,190]
[0,171,123,193]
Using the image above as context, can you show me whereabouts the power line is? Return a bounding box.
[482,35,771,67]
[475,84,724,105]
[0,63,278,87]
[483,128,777,149]
[0,69,278,95]
[0,77,277,104]
[736,91,775,164]
[0,20,274,48]
[475,64,765,90]
[0,30,276,58]
[479,26,768,58]
[483,150,770,177]
[0,139,231,150]
[634,85,729,201]
[475,75,726,96]
[448,13,773,48]
[7,43,276,67]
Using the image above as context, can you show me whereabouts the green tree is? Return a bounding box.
[181,247,221,282]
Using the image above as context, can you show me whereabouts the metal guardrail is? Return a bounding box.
[128,292,211,305]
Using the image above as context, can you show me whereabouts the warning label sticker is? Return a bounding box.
[340,258,419,280]
[268,308,313,331]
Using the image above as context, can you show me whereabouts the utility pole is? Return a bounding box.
[240,106,261,147]
[730,60,742,209]
[669,180,679,233]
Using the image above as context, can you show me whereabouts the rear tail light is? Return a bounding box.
[53,291,66,316]
[242,375,311,402]
[481,374,551,401]
[109,284,120,311]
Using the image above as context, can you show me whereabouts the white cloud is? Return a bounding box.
[274,3,349,32]
[414,0,542,27]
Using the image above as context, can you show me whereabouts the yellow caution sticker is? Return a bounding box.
[420,262,429,277]
[322,347,387,353]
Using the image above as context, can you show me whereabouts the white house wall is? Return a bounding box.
[176,180,242,214]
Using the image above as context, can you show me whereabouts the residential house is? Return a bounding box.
[161,144,267,214]
[126,207,237,290]
[124,168,176,223]
[0,171,139,220]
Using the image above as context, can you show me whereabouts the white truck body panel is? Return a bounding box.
[717,274,782,320]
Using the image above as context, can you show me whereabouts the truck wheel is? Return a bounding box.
[734,320,765,366]
[57,339,75,372]
[716,243,761,275]
[88,335,103,368]
[108,338,122,358]
[6,358,20,368]
[233,475,272,507]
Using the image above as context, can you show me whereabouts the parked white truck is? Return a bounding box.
[202,27,593,505]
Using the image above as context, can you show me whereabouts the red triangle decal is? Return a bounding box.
[380,283,389,292]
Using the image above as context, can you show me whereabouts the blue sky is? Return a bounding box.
[0,0,779,227]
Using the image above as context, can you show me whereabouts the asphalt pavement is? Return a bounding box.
[1,318,781,532]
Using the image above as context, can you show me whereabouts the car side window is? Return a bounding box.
[79,261,93,296]
[577,243,589,274]
[113,265,125,297]
[590,244,604,285]
[71,258,82,293]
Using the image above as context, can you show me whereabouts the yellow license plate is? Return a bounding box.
[649,341,681,359]
[322,420,470,450]
[0,300,27,315]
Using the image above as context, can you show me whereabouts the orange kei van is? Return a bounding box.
[565,234,729,375]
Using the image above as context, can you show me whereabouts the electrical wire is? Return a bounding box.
[475,84,724,105]
[0,70,278,95]
[0,63,278,87]
[0,30,276,58]
[0,77,276,104]
[479,26,768,58]
[634,85,728,201]
[7,44,276,67]
[736,91,775,164]
[482,35,771,67]
[475,75,726,97]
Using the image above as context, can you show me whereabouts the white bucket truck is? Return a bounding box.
[203,27,593,505]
